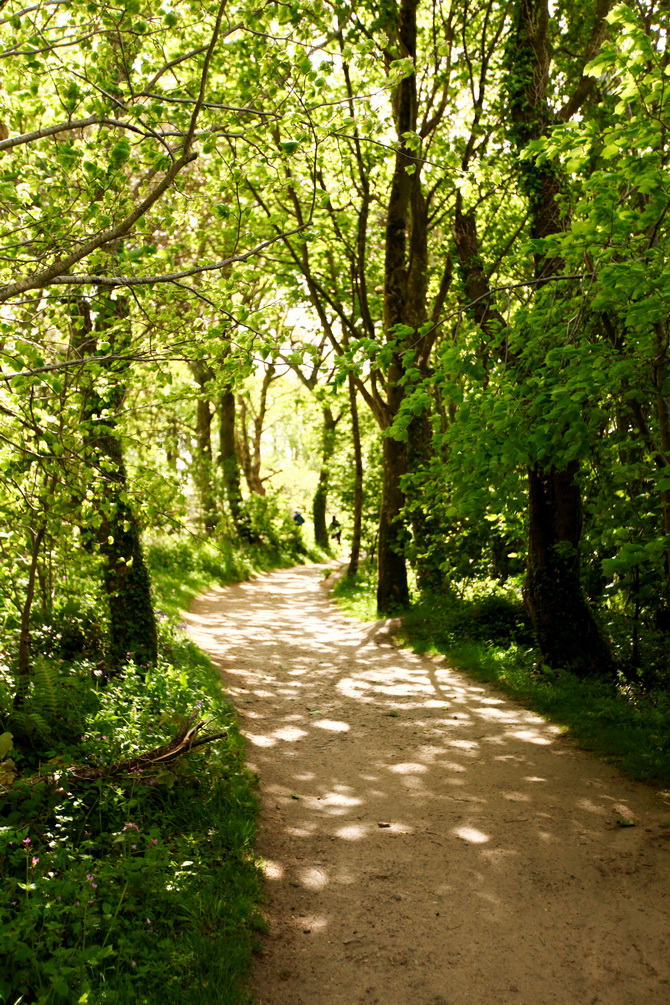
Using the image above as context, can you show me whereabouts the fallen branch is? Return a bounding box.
[4,712,228,791]
[69,712,227,784]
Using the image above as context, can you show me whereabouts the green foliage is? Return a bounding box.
[0,628,262,1005]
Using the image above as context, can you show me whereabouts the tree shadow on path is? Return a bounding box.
[184,564,670,1005]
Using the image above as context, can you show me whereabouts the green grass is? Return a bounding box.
[332,571,670,786]
[331,566,378,622]
[147,533,326,619]
[0,531,328,1004]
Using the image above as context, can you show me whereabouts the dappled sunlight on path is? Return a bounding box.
[184,564,670,1005]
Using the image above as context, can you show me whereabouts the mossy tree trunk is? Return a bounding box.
[75,295,157,670]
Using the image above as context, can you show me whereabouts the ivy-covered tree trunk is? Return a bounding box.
[76,296,158,670]
[507,0,614,675]
[376,0,427,614]
[313,406,339,550]
[98,433,159,670]
[347,374,363,578]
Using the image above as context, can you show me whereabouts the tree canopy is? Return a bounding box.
[3,0,670,998]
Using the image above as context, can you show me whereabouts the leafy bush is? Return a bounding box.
[0,537,268,1005]
[0,633,263,1005]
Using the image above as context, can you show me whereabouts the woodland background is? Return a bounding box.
[1,0,670,1001]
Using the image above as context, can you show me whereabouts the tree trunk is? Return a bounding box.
[507,0,614,675]
[15,525,46,698]
[313,406,338,550]
[525,463,613,675]
[218,386,249,537]
[98,434,159,670]
[191,362,217,533]
[347,374,363,577]
[376,0,427,614]
[73,296,158,669]
[377,418,410,612]
[407,408,443,592]
[237,363,277,496]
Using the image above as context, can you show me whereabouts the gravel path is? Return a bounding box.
[184,563,670,1005]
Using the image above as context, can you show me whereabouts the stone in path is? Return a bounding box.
[184,564,670,1005]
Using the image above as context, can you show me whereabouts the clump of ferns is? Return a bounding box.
[10,656,61,746]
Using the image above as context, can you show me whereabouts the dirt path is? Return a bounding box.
[184,564,670,1005]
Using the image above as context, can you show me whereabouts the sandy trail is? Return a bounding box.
[184,564,670,1005]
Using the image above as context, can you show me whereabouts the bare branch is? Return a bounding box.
[40,223,310,289]
[0,115,149,151]
[141,91,278,116]
[558,0,612,120]
[142,44,210,94]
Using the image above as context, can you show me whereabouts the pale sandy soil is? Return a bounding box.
[183,563,670,1005]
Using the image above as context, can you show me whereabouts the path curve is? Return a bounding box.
[184,564,670,1005]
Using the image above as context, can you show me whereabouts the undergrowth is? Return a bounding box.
[333,568,670,785]
[0,533,305,1005]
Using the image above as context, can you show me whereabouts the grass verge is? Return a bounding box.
[147,531,326,619]
[332,570,670,786]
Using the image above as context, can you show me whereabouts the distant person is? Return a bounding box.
[293,510,305,526]
[329,515,341,545]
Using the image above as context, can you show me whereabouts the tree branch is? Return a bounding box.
[0,115,151,151]
[39,224,310,288]
[0,150,198,303]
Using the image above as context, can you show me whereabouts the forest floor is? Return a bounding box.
[183,564,670,1005]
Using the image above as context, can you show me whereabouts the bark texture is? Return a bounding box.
[376,0,428,614]
[77,296,157,669]
[313,406,339,550]
[525,463,613,674]
[347,374,364,578]
[191,361,217,534]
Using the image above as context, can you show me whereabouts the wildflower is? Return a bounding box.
[22,837,31,846]
[131,961,137,968]
[31,856,39,867]
[123,822,139,832]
